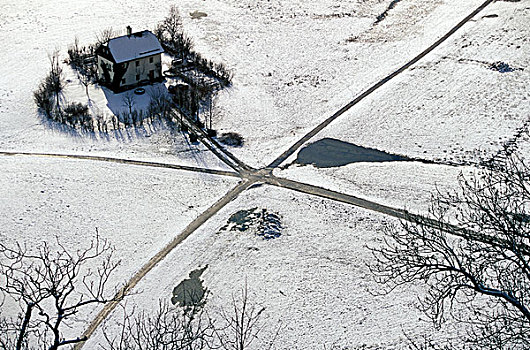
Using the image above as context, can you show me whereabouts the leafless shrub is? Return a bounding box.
[48,51,65,108]
[34,51,65,120]
[33,83,54,116]
[213,284,278,350]
[101,301,214,350]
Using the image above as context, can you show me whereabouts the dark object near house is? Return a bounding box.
[95,26,164,92]
[168,83,189,94]
[218,132,244,147]
[207,129,217,137]
[189,133,198,143]
[134,88,145,95]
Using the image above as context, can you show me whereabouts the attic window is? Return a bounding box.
[135,61,140,67]
[149,57,153,63]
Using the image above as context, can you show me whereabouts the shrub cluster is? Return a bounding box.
[67,38,97,83]
[218,132,244,147]
[156,6,233,87]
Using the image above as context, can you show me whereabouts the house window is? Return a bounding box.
[136,60,140,67]
[136,74,140,81]
[149,57,154,63]
[121,78,126,84]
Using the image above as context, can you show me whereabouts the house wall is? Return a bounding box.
[97,56,115,83]
[120,54,162,88]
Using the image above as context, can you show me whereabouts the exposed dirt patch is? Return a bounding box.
[218,132,244,147]
[455,58,523,73]
[375,0,403,24]
[190,10,208,19]
[220,208,282,240]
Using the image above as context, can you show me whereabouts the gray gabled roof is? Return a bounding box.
[107,30,164,64]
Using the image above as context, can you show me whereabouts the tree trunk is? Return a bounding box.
[16,304,33,350]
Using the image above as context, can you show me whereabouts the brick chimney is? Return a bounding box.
[126,25,132,37]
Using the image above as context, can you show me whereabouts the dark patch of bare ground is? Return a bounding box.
[220,208,282,240]
[375,0,404,24]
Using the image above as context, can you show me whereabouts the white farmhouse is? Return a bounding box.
[95,26,164,91]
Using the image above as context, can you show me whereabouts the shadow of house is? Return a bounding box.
[95,26,164,92]
[102,83,170,119]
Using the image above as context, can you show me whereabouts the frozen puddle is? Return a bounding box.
[171,266,208,308]
[296,138,409,168]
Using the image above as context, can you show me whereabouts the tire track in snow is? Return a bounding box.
[267,176,530,255]
[0,151,240,178]
[173,108,254,173]
[267,0,494,169]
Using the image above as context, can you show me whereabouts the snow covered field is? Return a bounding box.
[275,161,470,215]
[1,0,529,348]
[0,154,239,293]
[206,0,523,168]
[85,185,434,349]
[285,0,530,167]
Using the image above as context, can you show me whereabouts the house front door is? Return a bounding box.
[149,70,155,80]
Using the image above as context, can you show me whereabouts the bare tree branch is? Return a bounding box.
[369,151,530,349]
[0,229,121,350]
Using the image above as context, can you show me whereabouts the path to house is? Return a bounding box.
[2,1,496,348]
[0,151,240,178]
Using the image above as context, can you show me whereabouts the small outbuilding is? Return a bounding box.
[96,26,164,92]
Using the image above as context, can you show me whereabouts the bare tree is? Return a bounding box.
[369,151,530,349]
[160,5,183,45]
[213,283,277,350]
[96,28,117,47]
[101,301,214,350]
[46,50,65,111]
[121,92,136,121]
[148,87,171,120]
[0,231,121,350]
[77,66,95,103]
